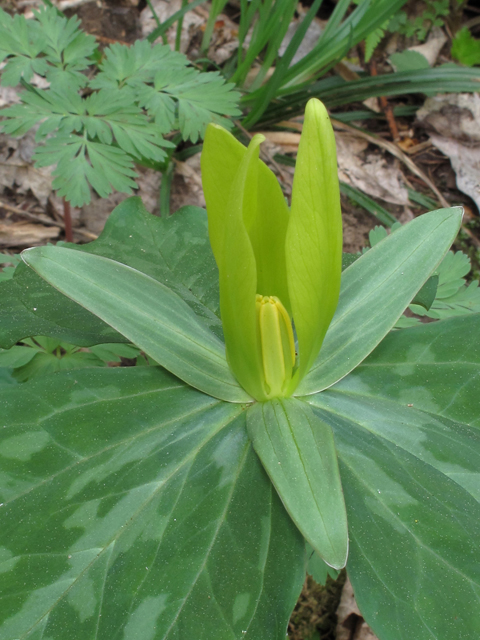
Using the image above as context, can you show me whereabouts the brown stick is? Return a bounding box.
[0,200,97,240]
[63,198,74,243]
[370,60,400,142]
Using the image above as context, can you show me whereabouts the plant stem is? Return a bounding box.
[159,161,175,218]
[175,0,188,51]
[63,198,73,243]
[146,0,168,45]
[370,59,399,141]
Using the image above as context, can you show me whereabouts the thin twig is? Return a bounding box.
[331,120,480,248]
[330,118,450,208]
[0,200,98,240]
[370,60,400,141]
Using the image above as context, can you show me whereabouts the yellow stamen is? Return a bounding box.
[256,294,296,397]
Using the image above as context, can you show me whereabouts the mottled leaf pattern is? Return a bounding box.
[0,367,305,639]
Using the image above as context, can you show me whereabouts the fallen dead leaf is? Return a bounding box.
[417,93,480,212]
[408,27,447,66]
[0,133,54,206]
[336,578,379,640]
[258,131,301,153]
[140,0,204,53]
[429,134,480,213]
[0,85,21,108]
[171,152,205,211]
[336,133,409,205]
[278,13,326,67]
[417,92,480,143]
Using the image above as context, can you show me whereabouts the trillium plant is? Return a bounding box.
[1,99,479,640]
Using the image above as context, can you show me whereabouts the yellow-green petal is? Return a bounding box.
[285,98,342,389]
[201,124,291,310]
[216,135,267,400]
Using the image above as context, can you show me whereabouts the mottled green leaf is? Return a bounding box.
[411,273,438,310]
[304,312,480,639]
[311,391,480,502]
[0,367,305,639]
[247,398,348,569]
[337,314,480,428]
[298,207,463,396]
[325,415,480,640]
[22,245,249,403]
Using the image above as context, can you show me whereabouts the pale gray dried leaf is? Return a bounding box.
[140,0,204,52]
[417,92,480,143]
[417,93,480,213]
[336,133,409,205]
[408,26,447,66]
[430,133,480,214]
[278,15,326,66]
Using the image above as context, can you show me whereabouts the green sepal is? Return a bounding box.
[286,99,342,387]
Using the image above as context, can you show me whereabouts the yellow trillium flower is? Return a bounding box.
[201,98,342,401]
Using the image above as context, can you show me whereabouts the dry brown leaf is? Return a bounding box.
[417,93,480,142]
[258,131,301,153]
[336,133,409,205]
[417,93,480,212]
[0,85,21,108]
[336,578,379,640]
[0,221,59,247]
[0,133,54,206]
[278,13,326,66]
[407,27,447,66]
[429,134,480,213]
[171,153,205,210]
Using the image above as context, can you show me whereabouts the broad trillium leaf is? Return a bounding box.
[306,312,480,639]
[247,398,348,570]
[0,261,124,350]
[0,198,221,349]
[330,420,480,640]
[22,246,249,403]
[298,207,463,396]
[337,313,480,427]
[0,367,305,640]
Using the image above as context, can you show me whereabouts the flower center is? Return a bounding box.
[256,294,296,397]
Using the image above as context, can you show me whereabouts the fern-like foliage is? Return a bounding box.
[91,41,240,141]
[0,7,241,206]
[364,21,388,63]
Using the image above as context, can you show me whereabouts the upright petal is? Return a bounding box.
[201,124,291,310]
[215,135,267,399]
[285,98,342,388]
